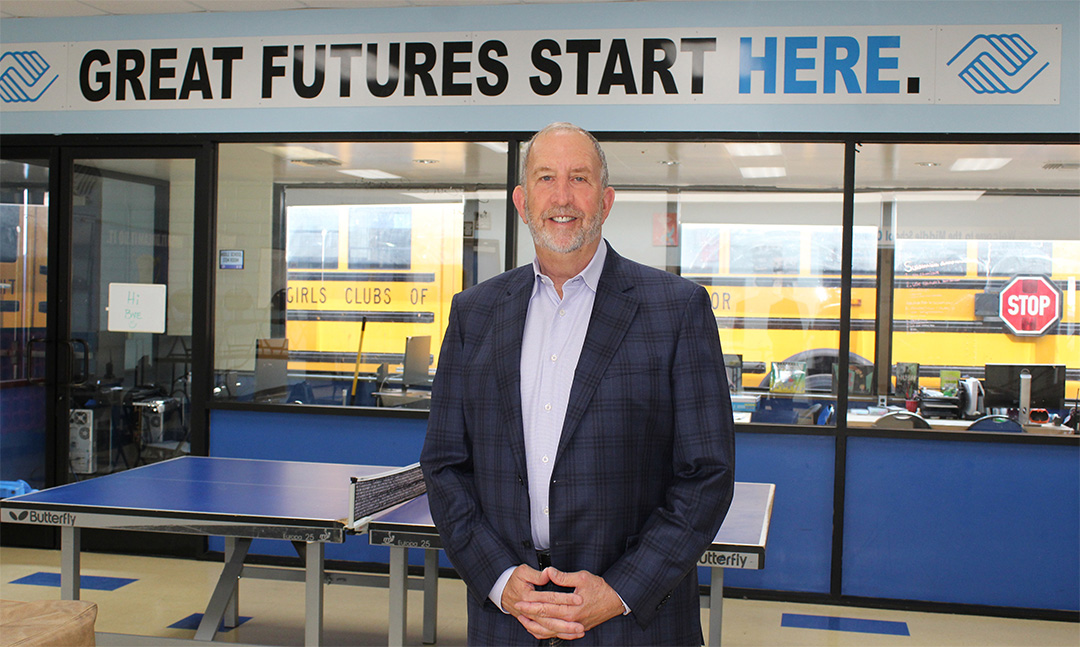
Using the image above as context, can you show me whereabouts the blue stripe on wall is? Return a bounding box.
[781,613,910,636]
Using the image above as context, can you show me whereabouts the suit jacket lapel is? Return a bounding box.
[558,248,638,455]
[494,267,533,477]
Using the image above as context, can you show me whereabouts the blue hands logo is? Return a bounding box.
[0,50,60,103]
[947,33,1048,95]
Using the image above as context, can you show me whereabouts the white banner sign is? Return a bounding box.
[1,24,1061,111]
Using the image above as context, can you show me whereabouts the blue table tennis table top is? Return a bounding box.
[3,456,389,530]
[369,482,773,559]
[5,456,772,558]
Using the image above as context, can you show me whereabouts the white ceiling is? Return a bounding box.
[1,0,661,20]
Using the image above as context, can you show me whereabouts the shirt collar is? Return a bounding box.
[531,239,608,294]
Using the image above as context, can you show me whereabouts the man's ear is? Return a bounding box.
[513,185,528,224]
[600,186,615,224]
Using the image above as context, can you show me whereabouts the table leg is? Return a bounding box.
[195,537,251,642]
[305,541,324,647]
[224,537,240,628]
[60,526,81,601]
[423,549,439,644]
[388,546,408,647]
[708,567,724,647]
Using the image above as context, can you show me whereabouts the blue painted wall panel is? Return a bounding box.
[843,437,1080,611]
[0,384,47,490]
[718,432,835,594]
[208,408,440,567]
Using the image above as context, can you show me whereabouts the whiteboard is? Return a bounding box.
[107,283,167,334]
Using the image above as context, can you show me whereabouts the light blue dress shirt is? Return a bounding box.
[520,240,607,551]
[487,240,607,609]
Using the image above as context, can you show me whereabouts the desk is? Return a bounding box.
[847,413,1074,433]
[0,456,417,647]
[372,388,431,408]
[368,482,775,647]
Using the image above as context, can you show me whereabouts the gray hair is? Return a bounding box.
[519,122,609,189]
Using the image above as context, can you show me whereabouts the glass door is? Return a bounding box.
[0,152,52,493]
[60,153,197,483]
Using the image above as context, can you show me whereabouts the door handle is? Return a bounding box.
[56,339,90,386]
[68,338,90,386]
[25,337,47,383]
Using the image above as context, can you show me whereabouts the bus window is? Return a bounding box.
[895,239,968,277]
[730,227,800,274]
[810,227,877,276]
[978,241,1052,277]
[286,207,339,271]
[1,206,18,263]
[348,206,411,270]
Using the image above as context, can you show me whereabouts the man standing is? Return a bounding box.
[420,123,735,645]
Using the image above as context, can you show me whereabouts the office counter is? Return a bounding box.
[733,407,1074,434]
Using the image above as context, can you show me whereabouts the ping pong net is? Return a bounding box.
[348,462,426,530]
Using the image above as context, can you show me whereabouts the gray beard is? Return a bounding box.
[525,202,604,255]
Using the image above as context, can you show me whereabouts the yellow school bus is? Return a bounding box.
[282,202,463,375]
[681,223,1079,403]
[0,204,48,382]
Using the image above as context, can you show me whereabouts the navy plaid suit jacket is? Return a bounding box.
[421,244,735,645]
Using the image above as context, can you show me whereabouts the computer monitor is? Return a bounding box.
[401,335,432,388]
[983,364,1066,410]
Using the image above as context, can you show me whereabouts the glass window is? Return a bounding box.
[215,142,508,408]
[0,157,49,489]
[515,141,849,426]
[347,206,411,270]
[286,207,340,270]
[856,142,1079,432]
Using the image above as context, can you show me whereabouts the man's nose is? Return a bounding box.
[551,176,573,202]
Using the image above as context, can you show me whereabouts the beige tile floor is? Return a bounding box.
[1,546,1077,647]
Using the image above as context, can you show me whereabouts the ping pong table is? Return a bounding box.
[2,456,773,647]
[0,456,412,647]
[368,482,775,647]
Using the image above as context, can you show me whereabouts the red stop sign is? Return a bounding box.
[998,276,1062,336]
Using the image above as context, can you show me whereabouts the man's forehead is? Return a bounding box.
[527,132,601,174]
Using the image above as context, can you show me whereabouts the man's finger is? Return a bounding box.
[514,599,582,621]
[545,567,588,587]
[514,564,551,586]
[516,613,585,640]
[518,590,583,607]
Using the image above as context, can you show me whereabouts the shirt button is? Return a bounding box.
[544,403,552,411]
[543,506,549,515]
[542,455,549,463]
[559,309,566,316]
[550,354,557,362]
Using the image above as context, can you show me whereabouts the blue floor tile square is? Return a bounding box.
[169,613,251,632]
[782,613,910,636]
[10,572,136,591]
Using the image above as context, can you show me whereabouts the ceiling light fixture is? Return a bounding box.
[725,143,782,157]
[739,167,787,179]
[950,157,1012,172]
[338,169,404,180]
[413,159,439,165]
[258,145,340,164]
